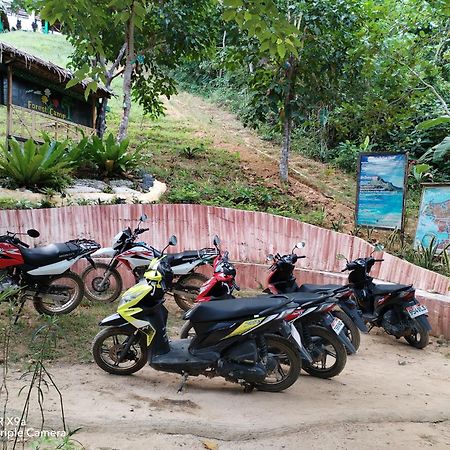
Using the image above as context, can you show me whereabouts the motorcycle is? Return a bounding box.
[180,237,349,379]
[265,242,367,353]
[81,214,218,309]
[0,228,100,315]
[337,251,432,349]
[92,235,303,393]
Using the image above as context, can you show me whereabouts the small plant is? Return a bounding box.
[406,236,450,274]
[85,134,143,176]
[179,144,206,159]
[331,215,345,232]
[0,138,80,190]
[409,163,433,188]
[332,136,374,173]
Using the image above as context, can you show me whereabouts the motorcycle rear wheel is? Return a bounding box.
[92,326,148,375]
[301,325,347,379]
[173,273,209,311]
[33,272,84,315]
[404,319,429,349]
[254,334,301,392]
[333,310,361,354]
[81,263,123,303]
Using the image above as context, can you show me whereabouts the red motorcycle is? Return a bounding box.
[180,236,348,379]
[0,228,100,315]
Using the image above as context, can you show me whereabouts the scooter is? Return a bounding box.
[265,242,368,352]
[0,228,99,315]
[92,236,303,393]
[180,237,349,379]
[82,214,218,309]
[337,251,432,349]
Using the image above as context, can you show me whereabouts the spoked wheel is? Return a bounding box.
[302,325,347,379]
[81,263,123,303]
[33,272,84,315]
[404,319,429,349]
[172,273,208,311]
[333,310,361,354]
[92,327,148,375]
[255,334,301,392]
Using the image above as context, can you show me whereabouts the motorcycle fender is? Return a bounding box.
[339,303,368,333]
[323,313,357,354]
[99,313,128,327]
[287,323,313,364]
[172,260,202,275]
[415,314,432,332]
[27,257,80,276]
[92,247,116,258]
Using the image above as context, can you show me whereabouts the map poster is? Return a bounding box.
[355,153,408,230]
[415,184,450,251]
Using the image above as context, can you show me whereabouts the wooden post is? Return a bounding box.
[6,64,12,142]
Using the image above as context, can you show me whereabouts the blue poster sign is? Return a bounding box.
[356,153,408,230]
[415,184,450,250]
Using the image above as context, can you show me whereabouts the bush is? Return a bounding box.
[0,137,80,190]
[83,133,143,176]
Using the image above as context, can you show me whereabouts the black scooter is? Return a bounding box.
[92,236,303,393]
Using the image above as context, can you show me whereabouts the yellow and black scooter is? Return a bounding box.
[92,236,303,393]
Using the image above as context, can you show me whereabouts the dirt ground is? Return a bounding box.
[3,331,449,450]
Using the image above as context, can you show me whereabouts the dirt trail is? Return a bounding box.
[163,93,355,226]
[4,332,450,449]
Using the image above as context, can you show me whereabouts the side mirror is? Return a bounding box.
[266,254,274,261]
[373,243,384,252]
[168,235,177,246]
[336,254,347,261]
[140,213,148,222]
[213,235,220,246]
[27,229,40,238]
[294,241,306,249]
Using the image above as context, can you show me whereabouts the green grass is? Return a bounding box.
[0,31,72,68]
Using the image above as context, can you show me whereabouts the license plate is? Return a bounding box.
[331,317,345,335]
[406,304,428,319]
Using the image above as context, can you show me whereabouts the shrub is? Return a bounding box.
[0,137,80,189]
[84,133,143,176]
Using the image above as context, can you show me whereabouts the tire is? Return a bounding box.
[81,263,123,303]
[92,326,148,375]
[172,273,208,311]
[33,272,84,315]
[404,318,429,349]
[333,310,361,354]
[254,334,301,393]
[180,320,195,339]
[302,325,347,379]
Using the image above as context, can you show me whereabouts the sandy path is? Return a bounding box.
[3,332,449,449]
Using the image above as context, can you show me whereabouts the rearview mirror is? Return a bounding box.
[295,241,306,249]
[266,254,274,261]
[168,235,177,246]
[336,254,347,261]
[213,235,220,246]
[140,213,148,222]
[373,243,384,252]
[27,229,40,238]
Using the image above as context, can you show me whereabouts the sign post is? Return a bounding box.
[355,152,408,231]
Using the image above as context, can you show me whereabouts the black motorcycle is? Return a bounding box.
[338,253,432,349]
[92,236,303,393]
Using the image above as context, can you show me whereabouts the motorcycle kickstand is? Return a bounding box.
[367,324,374,333]
[13,295,27,324]
[242,383,254,393]
[177,372,188,394]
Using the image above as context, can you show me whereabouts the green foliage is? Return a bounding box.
[83,134,143,176]
[0,138,80,190]
[179,144,206,159]
[409,163,433,188]
[405,237,450,275]
[333,137,373,173]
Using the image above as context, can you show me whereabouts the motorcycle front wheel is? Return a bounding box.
[254,334,301,392]
[172,273,208,311]
[81,263,123,303]
[404,318,429,349]
[92,326,148,375]
[301,325,347,379]
[33,272,84,315]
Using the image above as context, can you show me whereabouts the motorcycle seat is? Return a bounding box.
[187,297,289,323]
[284,291,334,305]
[297,283,342,293]
[21,242,81,266]
[168,250,200,266]
[372,283,412,296]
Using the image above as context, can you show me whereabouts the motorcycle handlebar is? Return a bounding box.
[374,259,384,262]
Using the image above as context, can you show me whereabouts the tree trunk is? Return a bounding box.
[279,113,291,182]
[117,4,135,142]
[96,80,111,137]
[279,57,296,182]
